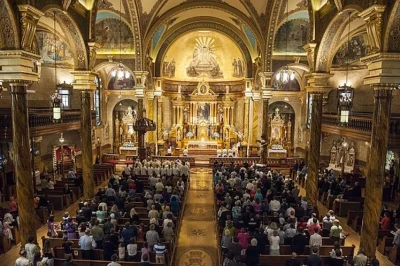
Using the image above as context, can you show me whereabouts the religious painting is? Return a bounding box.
[162,58,176,78]
[108,75,135,90]
[332,35,367,67]
[95,18,135,54]
[163,31,244,81]
[274,19,310,54]
[197,103,210,122]
[36,31,74,66]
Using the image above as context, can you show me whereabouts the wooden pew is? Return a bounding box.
[54,259,164,266]
[389,245,399,265]
[346,211,363,226]
[259,255,331,266]
[378,235,394,255]
[262,245,355,256]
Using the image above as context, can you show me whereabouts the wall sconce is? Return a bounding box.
[97,137,101,145]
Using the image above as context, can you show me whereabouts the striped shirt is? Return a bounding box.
[154,243,166,255]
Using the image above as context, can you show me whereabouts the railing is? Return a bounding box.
[0,108,96,128]
[151,155,196,165]
[208,156,301,168]
[322,113,400,134]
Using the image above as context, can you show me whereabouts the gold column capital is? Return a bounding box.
[134,71,149,97]
[0,50,41,83]
[305,72,332,93]
[17,5,44,53]
[259,72,274,88]
[304,42,318,72]
[87,42,101,71]
[361,53,400,85]
[359,5,385,55]
[71,70,97,91]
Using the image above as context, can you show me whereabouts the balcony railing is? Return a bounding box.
[322,113,400,135]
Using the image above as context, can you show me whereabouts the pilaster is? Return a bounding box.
[259,72,273,163]
[359,5,385,55]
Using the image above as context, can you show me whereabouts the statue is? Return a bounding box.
[183,104,189,124]
[177,129,182,141]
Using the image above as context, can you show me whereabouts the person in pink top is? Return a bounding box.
[8,197,18,214]
[308,218,321,235]
[237,228,250,251]
[252,199,262,214]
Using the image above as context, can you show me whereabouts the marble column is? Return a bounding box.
[81,90,94,200]
[261,98,270,163]
[360,87,392,258]
[10,83,36,245]
[307,92,323,208]
[243,98,250,144]
[157,97,163,140]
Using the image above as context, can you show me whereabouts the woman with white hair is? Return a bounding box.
[246,238,261,266]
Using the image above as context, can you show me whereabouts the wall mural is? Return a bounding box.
[274,19,310,54]
[163,31,245,81]
[95,18,134,54]
[332,35,367,67]
[36,31,74,66]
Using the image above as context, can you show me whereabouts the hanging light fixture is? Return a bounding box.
[111,0,130,80]
[51,11,62,123]
[337,12,354,119]
[275,0,295,88]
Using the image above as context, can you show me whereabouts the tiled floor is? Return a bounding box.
[173,168,219,266]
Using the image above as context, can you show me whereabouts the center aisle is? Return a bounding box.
[174,167,219,266]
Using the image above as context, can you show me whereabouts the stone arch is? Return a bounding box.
[126,0,143,71]
[154,20,253,78]
[40,7,88,70]
[384,1,400,52]
[315,6,363,72]
[0,0,19,49]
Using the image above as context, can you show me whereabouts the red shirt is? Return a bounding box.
[381,217,391,230]
[8,201,17,212]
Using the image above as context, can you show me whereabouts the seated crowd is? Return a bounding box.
[213,162,373,266]
[15,158,190,266]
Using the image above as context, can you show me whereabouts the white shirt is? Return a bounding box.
[48,181,54,189]
[107,262,121,266]
[269,235,280,250]
[127,243,138,256]
[309,233,322,247]
[270,200,281,212]
[15,257,30,266]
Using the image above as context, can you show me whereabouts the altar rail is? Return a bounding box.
[151,156,196,165]
[208,157,301,167]
[102,153,137,162]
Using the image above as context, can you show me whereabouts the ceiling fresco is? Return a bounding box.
[162,30,245,82]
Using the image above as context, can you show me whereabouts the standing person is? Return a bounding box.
[154,241,167,264]
[127,237,138,261]
[269,230,280,255]
[285,252,301,266]
[246,238,260,266]
[118,243,126,261]
[62,255,77,266]
[291,228,307,255]
[309,227,322,253]
[237,228,250,255]
[145,224,160,250]
[15,249,30,266]
[91,220,104,249]
[107,254,121,266]
[330,220,342,244]
[308,247,322,266]
[78,229,96,260]
[25,236,40,265]
[62,237,74,259]
[353,248,368,266]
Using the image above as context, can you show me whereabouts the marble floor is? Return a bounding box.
[173,168,220,266]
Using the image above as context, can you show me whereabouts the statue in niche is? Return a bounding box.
[183,104,189,124]
[162,58,176,78]
[233,58,244,77]
[225,128,229,140]
[218,104,224,124]
[177,129,182,141]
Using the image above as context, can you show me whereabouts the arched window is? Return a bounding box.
[94,75,102,125]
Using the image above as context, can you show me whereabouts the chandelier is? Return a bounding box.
[274,0,295,88]
[111,63,130,79]
[275,66,295,86]
[111,0,130,80]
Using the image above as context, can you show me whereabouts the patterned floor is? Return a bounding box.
[174,168,219,266]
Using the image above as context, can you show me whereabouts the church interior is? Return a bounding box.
[0,0,400,265]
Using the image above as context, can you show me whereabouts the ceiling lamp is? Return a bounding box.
[337,12,354,108]
[51,11,62,123]
[274,0,295,88]
[111,0,130,80]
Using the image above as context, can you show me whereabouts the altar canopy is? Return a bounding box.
[267,107,292,158]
